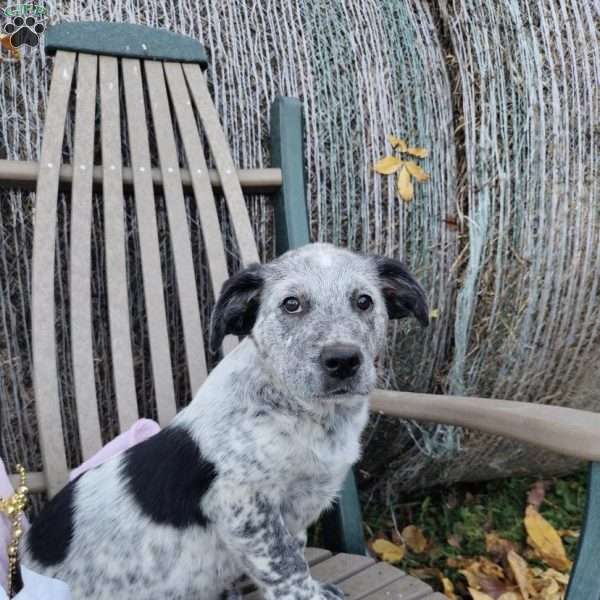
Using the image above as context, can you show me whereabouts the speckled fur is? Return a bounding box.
[21,243,428,599]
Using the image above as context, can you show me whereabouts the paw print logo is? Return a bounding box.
[3,15,45,48]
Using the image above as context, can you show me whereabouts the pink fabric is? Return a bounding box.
[0,418,160,592]
[70,419,160,480]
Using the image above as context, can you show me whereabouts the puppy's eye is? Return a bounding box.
[356,294,373,311]
[282,296,302,314]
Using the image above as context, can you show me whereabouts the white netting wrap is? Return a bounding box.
[0,0,598,504]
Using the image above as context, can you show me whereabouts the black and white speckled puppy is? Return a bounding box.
[21,243,428,600]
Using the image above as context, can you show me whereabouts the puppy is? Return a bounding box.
[21,243,428,599]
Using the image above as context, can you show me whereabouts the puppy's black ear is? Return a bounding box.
[210,264,265,352]
[373,256,429,326]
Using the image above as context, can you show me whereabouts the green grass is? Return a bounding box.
[362,471,587,593]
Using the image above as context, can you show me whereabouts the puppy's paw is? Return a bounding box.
[317,582,345,599]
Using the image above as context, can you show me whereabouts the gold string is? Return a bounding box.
[0,465,29,598]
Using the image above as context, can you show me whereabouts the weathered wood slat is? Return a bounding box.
[370,389,600,462]
[336,562,406,600]
[144,60,208,393]
[122,58,176,426]
[69,52,103,459]
[99,56,139,431]
[163,61,236,356]
[310,553,375,585]
[243,553,395,600]
[305,547,333,566]
[183,64,260,267]
[31,51,76,498]
[0,159,283,194]
[361,573,433,599]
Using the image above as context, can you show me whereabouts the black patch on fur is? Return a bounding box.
[210,263,265,351]
[373,256,429,326]
[27,478,78,566]
[122,425,217,527]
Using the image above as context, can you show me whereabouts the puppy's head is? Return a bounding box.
[210,243,428,401]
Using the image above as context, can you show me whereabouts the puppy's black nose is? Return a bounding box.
[320,344,362,380]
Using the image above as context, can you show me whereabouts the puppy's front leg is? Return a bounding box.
[218,492,342,600]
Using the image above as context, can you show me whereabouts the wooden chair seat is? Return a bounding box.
[240,548,444,600]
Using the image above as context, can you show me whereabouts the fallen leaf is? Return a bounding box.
[402,525,427,553]
[406,146,429,158]
[507,551,531,600]
[396,166,413,202]
[486,532,518,561]
[469,589,495,600]
[524,506,572,572]
[373,155,403,175]
[498,594,524,600]
[478,557,506,580]
[388,135,408,152]
[460,568,481,589]
[541,568,569,586]
[371,538,406,563]
[558,529,580,539]
[447,533,461,548]
[409,567,443,581]
[442,577,459,600]
[404,160,430,182]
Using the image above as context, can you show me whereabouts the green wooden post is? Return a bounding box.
[565,461,600,599]
[269,97,310,254]
[269,96,366,555]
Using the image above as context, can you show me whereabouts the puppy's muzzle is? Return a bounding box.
[320,344,362,381]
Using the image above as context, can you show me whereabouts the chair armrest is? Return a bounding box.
[370,389,600,462]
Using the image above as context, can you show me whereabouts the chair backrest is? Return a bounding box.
[29,23,264,497]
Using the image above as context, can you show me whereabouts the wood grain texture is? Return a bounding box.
[183,64,260,266]
[122,58,176,426]
[99,56,139,431]
[0,159,283,194]
[370,389,600,462]
[144,60,208,393]
[69,52,103,459]
[163,62,237,357]
[31,50,75,497]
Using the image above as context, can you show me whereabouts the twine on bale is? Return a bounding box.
[0,0,598,509]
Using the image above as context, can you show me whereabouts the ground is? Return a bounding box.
[361,471,586,599]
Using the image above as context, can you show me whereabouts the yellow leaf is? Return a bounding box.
[404,160,430,183]
[469,589,495,600]
[507,551,531,600]
[402,525,427,553]
[460,568,481,590]
[406,146,429,158]
[486,532,518,559]
[371,539,406,563]
[498,594,524,600]
[396,166,413,202]
[558,529,580,539]
[442,577,459,600]
[524,506,572,572]
[388,135,408,152]
[373,155,403,175]
[541,568,569,586]
[478,556,506,580]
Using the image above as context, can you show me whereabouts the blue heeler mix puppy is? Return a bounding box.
[21,243,428,599]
